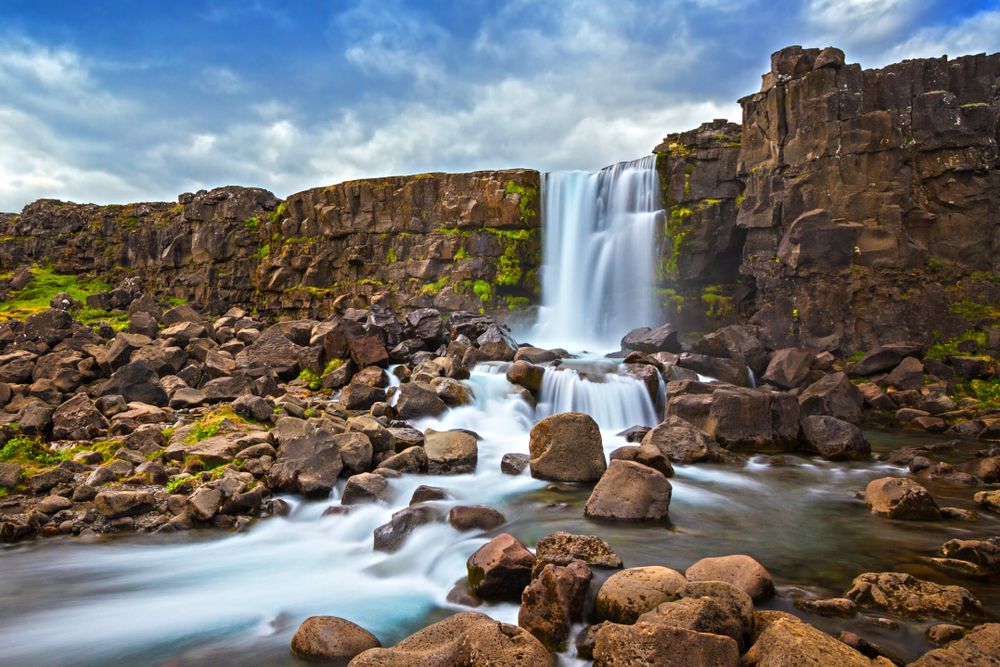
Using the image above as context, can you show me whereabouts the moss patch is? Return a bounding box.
[0,267,111,320]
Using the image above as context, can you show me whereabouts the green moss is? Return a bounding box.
[386,248,398,263]
[848,351,865,363]
[322,358,345,377]
[0,436,64,469]
[245,217,260,233]
[951,301,1000,321]
[436,227,471,237]
[454,247,470,260]
[421,276,450,297]
[926,330,990,361]
[298,368,323,391]
[473,280,494,302]
[506,296,530,310]
[504,182,539,219]
[0,267,111,320]
[662,206,693,281]
[927,258,943,270]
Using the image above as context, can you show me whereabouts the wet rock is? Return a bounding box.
[346,415,394,455]
[514,347,559,364]
[336,432,373,475]
[348,611,553,667]
[518,561,592,651]
[610,444,674,477]
[844,572,984,622]
[762,348,814,389]
[500,452,529,475]
[617,425,651,443]
[378,446,427,474]
[593,622,739,667]
[575,622,610,660]
[794,597,858,618]
[290,616,381,663]
[340,383,386,411]
[910,623,1000,666]
[596,566,687,624]
[506,360,544,392]
[395,381,447,419]
[800,415,871,461]
[477,324,519,361]
[743,616,874,667]
[965,456,1000,483]
[926,624,966,646]
[641,415,729,464]
[685,554,775,603]
[449,505,505,532]
[798,372,864,423]
[638,595,747,652]
[584,459,671,521]
[424,429,478,475]
[974,489,1000,513]
[533,530,623,575]
[466,533,536,602]
[865,477,941,520]
[937,539,1000,576]
[94,491,155,520]
[651,581,754,651]
[373,505,436,552]
[341,473,391,505]
[529,412,606,482]
[267,430,344,498]
[409,485,448,504]
[621,324,680,355]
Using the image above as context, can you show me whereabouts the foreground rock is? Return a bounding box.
[844,572,984,622]
[466,533,536,602]
[593,622,738,667]
[685,555,775,604]
[637,581,754,652]
[518,561,592,651]
[800,416,871,461]
[596,566,687,624]
[533,531,623,574]
[424,429,478,475]
[743,615,876,667]
[864,478,941,520]
[910,623,1000,667]
[348,611,554,667]
[584,459,671,521]
[529,412,606,482]
[291,616,381,663]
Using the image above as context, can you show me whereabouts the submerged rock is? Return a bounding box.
[290,616,381,663]
[584,459,671,521]
[844,572,984,622]
[864,477,941,520]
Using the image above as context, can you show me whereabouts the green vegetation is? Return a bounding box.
[506,296,530,310]
[927,258,943,270]
[76,307,130,332]
[165,477,190,494]
[454,247,470,260]
[662,206,693,280]
[0,267,111,320]
[436,227,471,237]
[245,217,260,233]
[848,350,865,363]
[926,330,990,361]
[473,280,494,302]
[0,436,63,468]
[385,248,397,263]
[950,300,1000,321]
[298,368,323,391]
[504,182,539,219]
[182,407,248,445]
[421,276,449,297]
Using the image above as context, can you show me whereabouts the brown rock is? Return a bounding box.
[466,533,536,602]
[529,412,606,482]
[584,459,672,521]
[518,561,592,651]
[844,572,984,622]
[685,554,775,603]
[743,616,875,667]
[911,623,1000,666]
[593,622,739,667]
[864,477,941,520]
[596,566,687,624]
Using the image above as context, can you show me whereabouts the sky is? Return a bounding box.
[0,0,998,212]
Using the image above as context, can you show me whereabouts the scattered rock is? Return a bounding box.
[466,533,536,602]
[685,554,775,603]
[529,412,606,482]
[290,616,381,663]
[865,477,941,520]
[584,459,671,521]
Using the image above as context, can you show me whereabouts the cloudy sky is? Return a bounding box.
[1,0,997,212]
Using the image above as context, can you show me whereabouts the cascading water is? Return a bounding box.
[532,156,664,351]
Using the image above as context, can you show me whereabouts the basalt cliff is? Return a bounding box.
[1,45,999,354]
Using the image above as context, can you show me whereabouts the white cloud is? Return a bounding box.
[805,0,929,49]
[196,67,248,94]
[886,8,1000,62]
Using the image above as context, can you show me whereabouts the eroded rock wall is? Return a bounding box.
[0,171,541,319]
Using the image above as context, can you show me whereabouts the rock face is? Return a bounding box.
[348,611,554,667]
[290,616,381,663]
[528,412,606,482]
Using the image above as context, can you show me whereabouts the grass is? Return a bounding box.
[0,436,64,470]
[926,330,989,361]
[0,267,111,320]
[181,406,248,445]
[421,276,449,297]
[950,378,1000,410]
[848,351,865,363]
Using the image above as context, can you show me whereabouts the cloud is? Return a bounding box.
[196,66,248,94]
[887,7,1000,61]
[804,0,930,50]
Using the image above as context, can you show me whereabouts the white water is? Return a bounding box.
[532,156,664,352]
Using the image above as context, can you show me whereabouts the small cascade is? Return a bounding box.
[533,155,664,351]
[535,361,658,431]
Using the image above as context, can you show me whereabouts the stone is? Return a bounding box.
[506,360,544,392]
[0,462,23,489]
[186,486,224,521]
[858,382,895,410]
[235,326,303,380]
[926,624,967,646]
[798,372,864,423]
[348,611,553,667]
[290,616,381,663]
[743,616,874,667]
[340,383,386,411]
[641,415,728,464]
[685,554,775,603]
[974,489,1000,513]
[449,505,505,532]
[965,456,1000,483]
[466,533,536,602]
[476,324,519,361]
[378,446,427,474]
[99,360,169,407]
[800,415,871,461]
[395,381,447,419]
[409,485,448,504]
[267,430,344,498]
[231,395,273,423]
[373,505,436,553]
[762,348,813,389]
[93,491,155,520]
[844,572,984,622]
[937,539,1000,575]
[50,393,110,441]
[336,432,373,475]
[911,623,1000,666]
[865,477,941,520]
[596,566,687,624]
[593,622,739,667]
[533,531,623,573]
[500,452,529,475]
[609,444,674,477]
[514,347,559,364]
[529,412,606,482]
[621,324,681,354]
[348,336,390,370]
[341,473,391,505]
[644,581,754,651]
[423,429,478,475]
[518,561,592,651]
[886,356,925,391]
[584,459,671,521]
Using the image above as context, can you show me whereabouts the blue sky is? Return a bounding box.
[1,0,997,211]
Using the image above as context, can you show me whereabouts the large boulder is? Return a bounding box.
[506,360,544,392]
[373,505,436,553]
[518,561,592,651]
[99,360,169,407]
[584,460,672,521]
[621,324,681,354]
[800,416,871,461]
[797,372,864,423]
[864,477,941,520]
[533,531,624,573]
[529,412,606,482]
[909,623,1000,667]
[423,429,478,474]
[236,326,303,380]
[466,533,536,602]
[51,393,109,440]
[593,622,739,667]
[596,566,687,624]
[348,611,554,667]
[94,491,155,520]
[685,555,775,604]
[844,572,984,622]
[761,348,813,389]
[341,473,392,505]
[477,324,519,361]
[395,382,448,419]
[267,430,344,498]
[886,356,926,391]
[341,383,386,411]
[638,581,754,652]
[695,326,768,376]
[743,616,876,667]
[641,415,730,464]
[855,342,923,376]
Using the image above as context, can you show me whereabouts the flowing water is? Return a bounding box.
[2,159,1000,666]
[532,156,663,351]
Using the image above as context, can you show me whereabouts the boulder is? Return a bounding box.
[518,561,592,651]
[584,459,672,521]
[639,581,753,651]
[395,381,447,419]
[910,623,1000,667]
[346,415,395,455]
[593,622,739,667]
[267,430,344,498]
[685,554,775,604]
[864,477,941,520]
[423,429,478,475]
[186,486,224,521]
[641,415,727,464]
[466,533,536,602]
[844,572,984,622]
[232,395,273,423]
[514,347,559,364]
[596,566,687,624]
[610,444,674,477]
[449,505,505,532]
[340,383,386,411]
[0,462,23,489]
[99,360,169,407]
[533,531,623,573]
[336,432,373,475]
[378,446,427,474]
[477,324,519,361]
[761,348,813,389]
[529,412,606,482]
[798,372,864,423]
[621,324,680,354]
[347,335,390,369]
[964,456,1000,483]
[94,491,155,520]
[936,539,1000,577]
[855,342,923,376]
[373,505,436,553]
[800,416,871,461]
[348,611,553,667]
[506,360,544,392]
[886,356,925,391]
[291,616,381,663]
[743,616,875,667]
[974,489,1000,513]
[51,393,109,440]
[341,473,391,505]
[500,452,529,475]
[235,326,303,380]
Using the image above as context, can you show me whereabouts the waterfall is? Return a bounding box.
[532,155,663,351]
[536,361,658,431]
